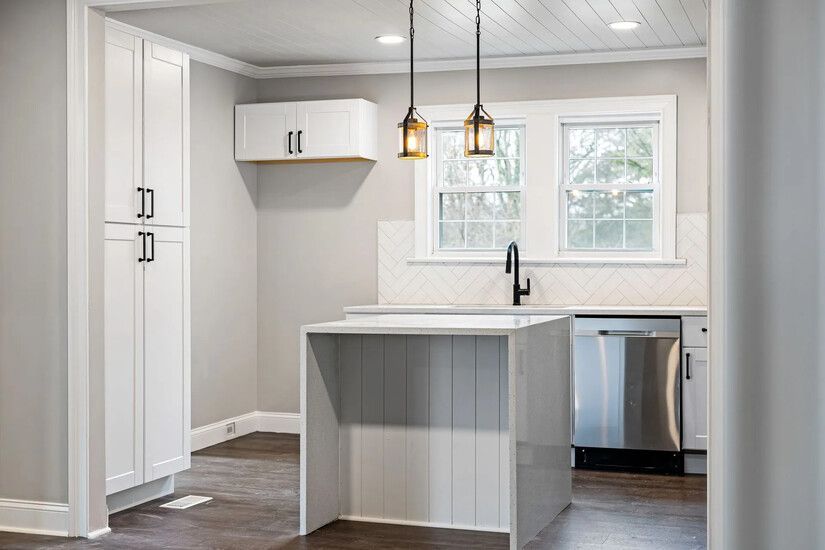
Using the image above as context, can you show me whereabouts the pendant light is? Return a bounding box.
[398,0,428,160]
[464,0,494,157]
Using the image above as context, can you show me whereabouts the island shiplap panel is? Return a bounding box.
[337,334,510,531]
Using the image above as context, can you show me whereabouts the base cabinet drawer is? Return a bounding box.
[682,347,708,451]
[682,316,708,347]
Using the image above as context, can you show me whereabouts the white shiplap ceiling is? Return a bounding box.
[108,0,706,69]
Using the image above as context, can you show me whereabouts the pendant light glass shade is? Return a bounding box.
[464,0,494,158]
[398,108,428,159]
[464,105,494,157]
[398,1,428,160]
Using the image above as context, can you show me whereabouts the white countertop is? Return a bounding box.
[343,304,707,317]
[302,313,568,336]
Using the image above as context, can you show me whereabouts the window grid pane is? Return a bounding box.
[565,190,654,251]
[437,126,524,251]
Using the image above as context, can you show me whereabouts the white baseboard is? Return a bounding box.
[191,411,300,452]
[107,476,174,515]
[256,411,300,434]
[0,498,69,537]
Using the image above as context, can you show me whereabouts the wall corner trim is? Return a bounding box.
[191,411,301,452]
[0,499,70,537]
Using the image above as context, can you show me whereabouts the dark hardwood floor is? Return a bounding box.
[0,433,706,549]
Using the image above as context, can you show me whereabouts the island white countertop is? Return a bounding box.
[302,313,568,336]
[343,304,707,317]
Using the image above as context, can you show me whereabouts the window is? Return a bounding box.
[434,126,525,252]
[561,122,658,253]
[415,96,677,263]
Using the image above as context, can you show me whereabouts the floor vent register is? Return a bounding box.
[160,495,213,509]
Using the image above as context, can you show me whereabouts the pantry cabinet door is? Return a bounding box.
[104,223,144,495]
[104,28,143,224]
[235,102,297,161]
[143,227,191,481]
[143,42,189,228]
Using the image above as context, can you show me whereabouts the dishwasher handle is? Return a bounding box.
[596,330,655,337]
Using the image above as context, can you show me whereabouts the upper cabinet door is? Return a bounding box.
[682,347,708,451]
[235,102,297,161]
[143,226,191,481]
[105,28,143,224]
[143,42,189,228]
[296,99,362,159]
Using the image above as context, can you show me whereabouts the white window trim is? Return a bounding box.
[414,95,678,265]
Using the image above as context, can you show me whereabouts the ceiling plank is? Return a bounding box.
[653,0,701,44]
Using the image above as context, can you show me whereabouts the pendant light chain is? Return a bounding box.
[409,0,415,108]
[475,0,481,107]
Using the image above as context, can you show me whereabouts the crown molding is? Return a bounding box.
[105,18,260,78]
[105,18,706,80]
[254,46,707,79]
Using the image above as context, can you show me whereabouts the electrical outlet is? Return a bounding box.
[225,422,236,435]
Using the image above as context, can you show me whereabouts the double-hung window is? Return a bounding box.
[561,121,659,255]
[433,125,525,253]
[415,96,677,263]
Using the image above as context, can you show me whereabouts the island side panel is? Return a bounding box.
[300,332,340,535]
[509,317,572,549]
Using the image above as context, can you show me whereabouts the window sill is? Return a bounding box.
[407,257,688,266]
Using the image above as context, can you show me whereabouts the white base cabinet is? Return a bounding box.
[105,224,191,496]
[235,99,377,162]
[682,346,708,451]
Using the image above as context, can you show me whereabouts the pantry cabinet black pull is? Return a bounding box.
[147,232,155,262]
[288,131,294,154]
[297,130,303,153]
[701,327,707,333]
[138,231,146,262]
[685,352,691,380]
[147,188,154,219]
[137,187,145,218]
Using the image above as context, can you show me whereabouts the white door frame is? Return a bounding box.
[66,0,727,542]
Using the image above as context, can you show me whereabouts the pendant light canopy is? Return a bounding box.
[398,0,428,160]
[464,0,494,157]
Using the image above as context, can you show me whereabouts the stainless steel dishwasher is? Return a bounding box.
[573,317,682,474]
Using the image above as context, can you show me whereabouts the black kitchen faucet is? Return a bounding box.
[505,241,530,306]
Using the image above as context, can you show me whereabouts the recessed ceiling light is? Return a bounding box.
[608,20,641,30]
[375,35,406,45]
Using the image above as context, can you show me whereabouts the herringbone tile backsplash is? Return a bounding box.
[377,214,707,306]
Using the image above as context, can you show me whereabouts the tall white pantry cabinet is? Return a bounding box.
[103,25,191,502]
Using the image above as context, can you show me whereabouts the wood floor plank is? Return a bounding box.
[0,433,707,549]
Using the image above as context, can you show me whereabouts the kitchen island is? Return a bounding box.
[300,314,571,549]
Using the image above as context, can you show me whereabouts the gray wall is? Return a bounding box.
[189,61,259,428]
[256,58,708,413]
[719,1,824,548]
[0,0,68,503]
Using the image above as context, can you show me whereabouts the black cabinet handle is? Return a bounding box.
[138,231,146,262]
[288,131,294,155]
[146,188,154,219]
[701,327,707,333]
[147,232,155,262]
[685,352,692,380]
[297,130,303,154]
[137,187,145,218]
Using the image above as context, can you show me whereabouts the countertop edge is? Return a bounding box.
[343,304,707,316]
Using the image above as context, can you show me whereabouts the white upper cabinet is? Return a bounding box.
[105,28,142,224]
[235,102,296,161]
[235,98,377,162]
